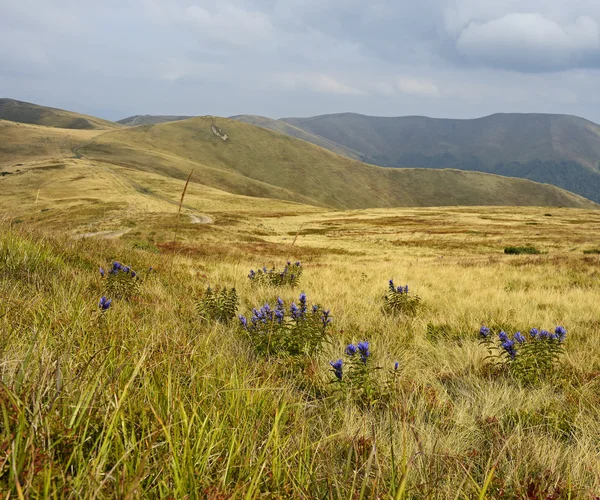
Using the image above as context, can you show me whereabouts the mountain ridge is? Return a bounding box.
[0,98,120,130]
[277,111,600,202]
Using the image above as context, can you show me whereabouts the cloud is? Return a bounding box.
[455,13,600,71]
[273,73,363,95]
[397,78,440,97]
[184,4,274,46]
[4,0,600,122]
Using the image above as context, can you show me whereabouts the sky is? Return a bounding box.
[2,0,600,122]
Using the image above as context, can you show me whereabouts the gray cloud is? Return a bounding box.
[2,0,600,122]
[455,13,599,71]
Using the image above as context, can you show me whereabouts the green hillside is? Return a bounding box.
[118,115,195,126]
[79,117,596,209]
[0,98,120,130]
[230,114,364,161]
[282,112,600,202]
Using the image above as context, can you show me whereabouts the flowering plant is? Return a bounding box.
[384,279,421,316]
[239,292,331,356]
[330,340,386,407]
[248,262,303,287]
[479,325,567,382]
[100,261,140,299]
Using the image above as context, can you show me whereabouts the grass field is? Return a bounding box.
[1,116,600,497]
[1,201,600,497]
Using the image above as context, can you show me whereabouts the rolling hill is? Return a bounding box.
[280,112,600,203]
[0,98,119,130]
[117,115,194,126]
[78,116,596,209]
[230,115,364,161]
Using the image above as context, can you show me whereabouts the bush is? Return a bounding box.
[504,246,541,255]
[583,248,600,255]
[479,325,567,383]
[383,279,421,316]
[196,286,239,324]
[248,261,302,287]
[238,292,331,357]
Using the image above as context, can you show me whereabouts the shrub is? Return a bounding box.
[504,246,541,255]
[479,325,567,382]
[583,248,600,255]
[196,286,239,324]
[238,292,331,357]
[248,261,302,287]
[383,279,421,316]
[100,261,141,299]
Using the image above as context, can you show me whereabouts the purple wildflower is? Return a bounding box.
[330,359,343,380]
[345,344,357,356]
[99,296,112,311]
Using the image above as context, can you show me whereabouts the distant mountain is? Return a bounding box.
[230,115,364,161]
[117,115,194,126]
[281,112,600,203]
[78,116,596,210]
[0,98,119,130]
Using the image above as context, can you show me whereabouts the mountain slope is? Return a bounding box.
[282,112,600,169]
[281,112,600,202]
[118,115,194,126]
[282,113,600,202]
[78,117,596,209]
[230,115,365,161]
[0,98,119,130]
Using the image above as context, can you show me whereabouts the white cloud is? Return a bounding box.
[184,4,274,46]
[455,12,599,70]
[273,73,363,95]
[397,78,440,97]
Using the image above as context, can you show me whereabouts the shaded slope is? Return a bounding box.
[230,114,364,161]
[282,112,600,202]
[79,117,596,209]
[0,98,119,130]
[118,115,195,126]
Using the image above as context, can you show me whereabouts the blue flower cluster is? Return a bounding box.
[239,292,331,357]
[99,296,112,311]
[330,359,343,380]
[101,261,137,278]
[389,279,408,295]
[480,325,567,360]
[344,340,371,363]
[239,292,331,332]
[529,326,567,341]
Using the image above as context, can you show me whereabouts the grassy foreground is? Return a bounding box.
[1,206,600,498]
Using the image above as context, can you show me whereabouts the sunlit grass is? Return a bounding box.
[1,205,600,497]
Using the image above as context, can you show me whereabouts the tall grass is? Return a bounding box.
[0,220,599,498]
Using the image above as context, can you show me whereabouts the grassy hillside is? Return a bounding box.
[0,98,120,130]
[117,115,194,126]
[282,112,600,202]
[79,117,596,210]
[1,205,600,497]
[231,114,365,161]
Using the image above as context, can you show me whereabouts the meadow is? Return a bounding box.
[1,203,600,498]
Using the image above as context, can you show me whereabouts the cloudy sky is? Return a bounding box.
[2,0,600,122]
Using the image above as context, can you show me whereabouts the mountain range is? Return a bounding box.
[0,98,598,210]
[234,112,600,203]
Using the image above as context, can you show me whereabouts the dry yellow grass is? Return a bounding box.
[1,119,600,497]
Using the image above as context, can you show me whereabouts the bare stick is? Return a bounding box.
[170,170,194,275]
[290,223,304,248]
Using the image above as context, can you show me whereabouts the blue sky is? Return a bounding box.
[2,0,600,122]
